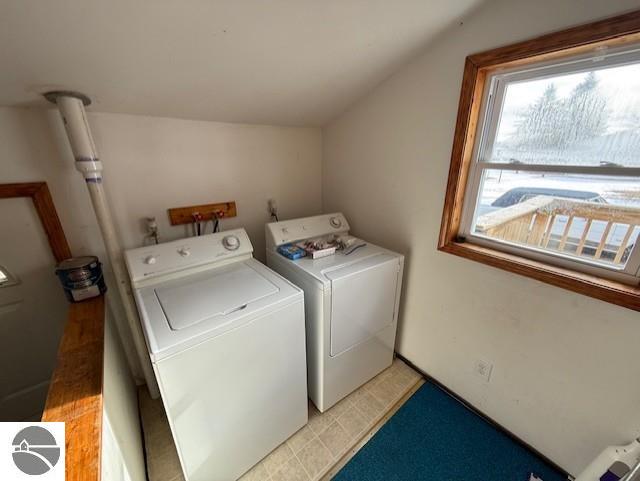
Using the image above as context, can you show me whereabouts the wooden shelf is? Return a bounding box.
[42,296,105,481]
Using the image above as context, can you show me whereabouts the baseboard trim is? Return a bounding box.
[394,353,571,480]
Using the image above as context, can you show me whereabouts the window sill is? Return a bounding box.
[438,240,640,311]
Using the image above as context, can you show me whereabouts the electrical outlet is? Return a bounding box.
[474,359,493,382]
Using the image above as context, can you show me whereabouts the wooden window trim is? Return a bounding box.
[0,182,72,262]
[438,10,640,311]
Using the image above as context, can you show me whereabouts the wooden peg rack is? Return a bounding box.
[167,201,237,226]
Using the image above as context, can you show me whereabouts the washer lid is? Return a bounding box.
[133,259,303,361]
[155,263,279,330]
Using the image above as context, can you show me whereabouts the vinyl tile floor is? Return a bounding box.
[138,358,423,481]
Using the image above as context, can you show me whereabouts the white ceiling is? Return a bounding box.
[0,0,481,126]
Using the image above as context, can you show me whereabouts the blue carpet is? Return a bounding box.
[334,382,566,481]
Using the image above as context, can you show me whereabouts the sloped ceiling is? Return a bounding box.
[0,0,482,126]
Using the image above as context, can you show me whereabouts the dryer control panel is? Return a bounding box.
[266,213,350,248]
[125,228,253,284]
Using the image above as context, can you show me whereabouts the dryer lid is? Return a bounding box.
[324,253,398,281]
[155,263,279,330]
[270,242,403,290]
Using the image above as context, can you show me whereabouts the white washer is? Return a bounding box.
[125,229,307,481]
[266,213,404,412]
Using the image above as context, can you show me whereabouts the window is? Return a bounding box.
[439,10,640,310]
[462,47,640,283]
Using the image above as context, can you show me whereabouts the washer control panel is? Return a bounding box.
[125,228,253,283]
[266,213,350,247]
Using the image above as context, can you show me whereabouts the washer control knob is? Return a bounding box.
[178,247,191,257]
[329,216,342,228]
[144,255,157,265]
[222,235,240,250]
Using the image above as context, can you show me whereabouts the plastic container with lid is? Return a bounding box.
[55,256,107,302]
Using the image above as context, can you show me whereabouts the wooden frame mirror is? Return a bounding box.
[0,182,71,262]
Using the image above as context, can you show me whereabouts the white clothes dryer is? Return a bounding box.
[266,214,403,412]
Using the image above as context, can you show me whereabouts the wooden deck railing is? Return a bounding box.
[476,196,640,265]
[42,296,105,481]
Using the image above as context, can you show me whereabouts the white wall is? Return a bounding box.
[1,106,322,255]
[0,198,67,420]
[323,0,640,475]
[102,312,146,481]
[88,112,323,257]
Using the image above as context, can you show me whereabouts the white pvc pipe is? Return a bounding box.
[50,93,160,398]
